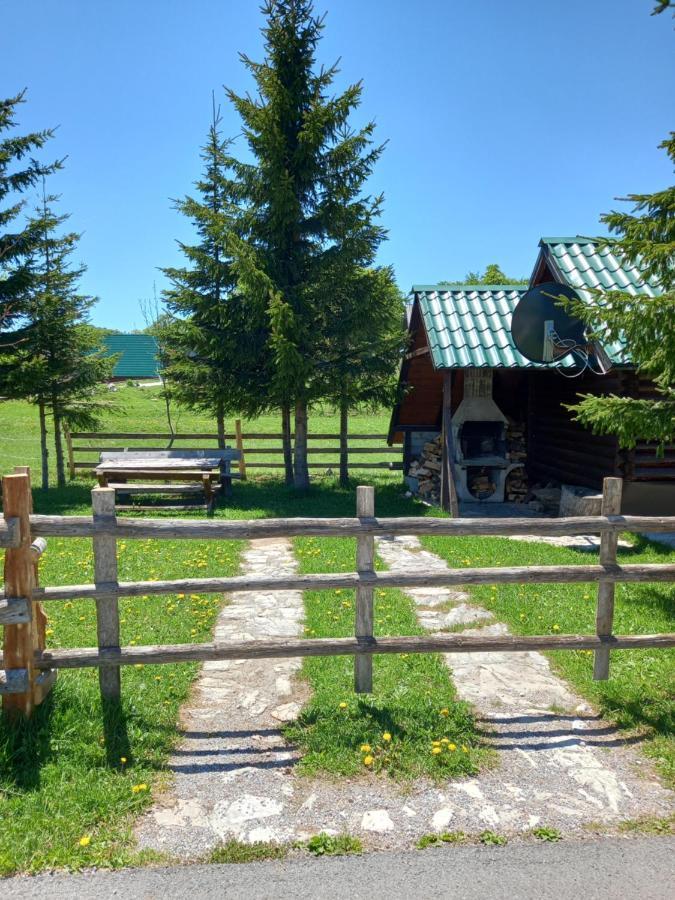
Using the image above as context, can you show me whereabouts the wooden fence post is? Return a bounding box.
[63,426,76,481]
[92,487,121,702]
[235,419,247,481]
[594,476,623,680]
[2,470,54,715]
[354,485,375,692]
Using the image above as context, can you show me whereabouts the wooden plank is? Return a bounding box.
[106,483,207,494]
[0,516,21,549]
[594,477,623,680]
[441,371,459,517]
[92,488,121,703]
[0,597,30,624]
[96,469,223,481]
[238,447,399,455]
[355,486,375,693]
[235,419,247,481]
[27,562,675,603]
[28,513,675,541]
[32,631,675,670]
[2,473,37,715]
[71,431,389,441]
[63,426,76,480]
[0,668,29,694]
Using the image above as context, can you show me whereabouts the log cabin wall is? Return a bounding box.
[527,368,626,489]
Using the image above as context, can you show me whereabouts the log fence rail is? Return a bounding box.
[1,472,675,716]
[64,421,402,482]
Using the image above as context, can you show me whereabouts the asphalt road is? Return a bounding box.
[4,836,674,900]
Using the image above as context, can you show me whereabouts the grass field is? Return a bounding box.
[422,533,675,788]
[0,383,397,479]
[0,389,673,873]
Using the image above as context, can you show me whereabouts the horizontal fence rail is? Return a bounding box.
[2,472,675,724]
[64,422,402,481]
[25,513,675,539]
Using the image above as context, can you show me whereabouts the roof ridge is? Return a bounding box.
[412,283,528,292]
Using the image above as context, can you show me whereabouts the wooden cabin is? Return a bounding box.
[388,237,674,515]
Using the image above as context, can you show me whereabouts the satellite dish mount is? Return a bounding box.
[511,282,612,377]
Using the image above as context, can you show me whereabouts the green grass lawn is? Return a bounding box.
[421,533,675,788]
[0,383,397,478]
[284,530,489,780]
[0,389,673,872]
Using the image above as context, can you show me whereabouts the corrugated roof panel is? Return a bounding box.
[102,334,159,378]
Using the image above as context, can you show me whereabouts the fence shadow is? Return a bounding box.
[0,693,56,790]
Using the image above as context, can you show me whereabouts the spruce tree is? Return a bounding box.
[0,91,58,365]
[566,132,675,450]
[9,183,113,487]
[316,266,404,485]
[226,0,388,489]
[161,101,270,446]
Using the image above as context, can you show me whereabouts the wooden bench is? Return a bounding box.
[95,449,241,513]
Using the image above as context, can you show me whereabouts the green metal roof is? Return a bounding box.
[539,237,662,299]
[413,284,535,369]
[102,334,159,378]
[414,237,660,370]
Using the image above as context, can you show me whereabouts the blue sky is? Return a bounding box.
[2,0,673,329]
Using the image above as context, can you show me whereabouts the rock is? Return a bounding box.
[271,702,301,722]
[361,809,395,832]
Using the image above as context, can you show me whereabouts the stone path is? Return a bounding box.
[137,536,673,858]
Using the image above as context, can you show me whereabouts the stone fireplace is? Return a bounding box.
[452,369,518,502]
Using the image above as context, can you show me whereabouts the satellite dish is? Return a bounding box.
[511,282,586,364]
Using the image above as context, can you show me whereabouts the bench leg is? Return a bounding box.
[203,474,214,515]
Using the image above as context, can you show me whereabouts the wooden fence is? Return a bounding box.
[63,422,402,482]
[1,471,675,720]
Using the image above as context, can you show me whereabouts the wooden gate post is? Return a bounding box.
[63,426,76,481]
[354,485,375,693]
[92,487,121,702]
[235,419,247,481]
[2,469,53,715]
[594,476,623,680]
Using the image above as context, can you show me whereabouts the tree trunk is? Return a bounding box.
[281,404,293,486]
[38,401,49,490]
[52,397,65,488]
[339,398,349,487]
[293,400,310,490]
[216,405,226,449]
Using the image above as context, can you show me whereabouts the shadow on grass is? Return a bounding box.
[0,692,56,790]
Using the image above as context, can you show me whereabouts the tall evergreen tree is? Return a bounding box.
[566,132,675,450]
[226,0,389,489]
[317,265,405,485]
[161,101,270,447]
[9,184,113,487]
[0,91,59,367]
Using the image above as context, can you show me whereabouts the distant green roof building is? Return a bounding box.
[102,333,159,379]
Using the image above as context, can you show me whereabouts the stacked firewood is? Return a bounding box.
[407,434,442,502]
[469,469,496,499]
[505,420,528,502]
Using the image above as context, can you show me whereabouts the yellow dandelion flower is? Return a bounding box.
[431,740,441,747]
[440,708,449,717]
[461,744,469,753]
[78,835,91,847]
[448,743,457,751]
[440,737,449,744]
[552,624,561,632]
[339,701,348,709]
[432,747,442,755]
[382,732,392,742]
[131,783,148,793]
[363,755,374,766]
[45,628,54,636]
[360,744,371,753]
[120,757,127,764]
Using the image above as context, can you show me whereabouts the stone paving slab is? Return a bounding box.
[136,536,673,859]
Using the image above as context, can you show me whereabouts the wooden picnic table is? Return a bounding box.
[95,450,240,512]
